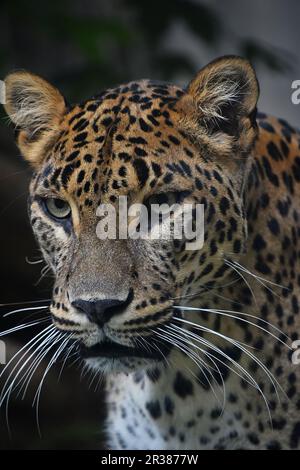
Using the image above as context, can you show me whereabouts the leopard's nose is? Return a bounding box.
[71,289,133,326]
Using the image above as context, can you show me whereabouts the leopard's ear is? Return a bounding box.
[178,56,259,157]
[3,71,66,167]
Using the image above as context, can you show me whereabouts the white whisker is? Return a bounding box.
[1,327,59,406]
[165,323,268,399]
[25,257,44,265]
[225,259,258,306]
[33,333,71,436]
[0,299,50,307]
[173,316,286,411]
[0,325,56,433]
[57,342,78,382]
[156,326,225,408]
[0,324,54,382]
[17,329,62,399]
[174,305,291,347]
[225,259,287,300]
[2,305,49,318]
[233,260,289,290]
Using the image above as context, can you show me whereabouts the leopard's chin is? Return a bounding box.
[80,337,171,374]
[84,356,160,374]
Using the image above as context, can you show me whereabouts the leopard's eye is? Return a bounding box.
[144,191,191,207]
[43,198,71,220]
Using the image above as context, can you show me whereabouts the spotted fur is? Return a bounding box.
[4,56,300,449]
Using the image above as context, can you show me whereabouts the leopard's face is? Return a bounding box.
[5,56,259,373]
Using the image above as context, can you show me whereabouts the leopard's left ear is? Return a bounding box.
[178,56,259,157]
[3,71,66,168]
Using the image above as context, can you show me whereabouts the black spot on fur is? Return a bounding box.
[146,400,162,419]
[252,234,266,251]
[290,422,300,449]
[61,164,75,188]
[173,372,193,398]
[132,159,149,187]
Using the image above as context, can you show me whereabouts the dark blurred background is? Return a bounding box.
[0,0,299,450]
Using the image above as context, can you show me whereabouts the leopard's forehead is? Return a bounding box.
[63,79,185,156]
[33,80,199,208]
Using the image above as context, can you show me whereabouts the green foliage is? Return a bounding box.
[0,0,293,102]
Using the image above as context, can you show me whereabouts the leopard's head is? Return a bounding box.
[4,56,259,373]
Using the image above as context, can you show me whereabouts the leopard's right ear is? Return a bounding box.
[3,71,66,167]
[177,56,259,159]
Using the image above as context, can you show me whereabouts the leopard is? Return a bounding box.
[3,56,300,450]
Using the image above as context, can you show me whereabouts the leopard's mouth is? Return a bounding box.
[79,337,170,360]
